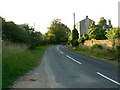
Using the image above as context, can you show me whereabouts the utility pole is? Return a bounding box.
[73,13,75,29]
[0,16,2,38]
[118,2,120,28]
[33,23,35,30]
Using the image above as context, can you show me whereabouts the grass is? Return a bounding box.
[2,41,50,88]
[75,46,116,60]
[67,45,119,62]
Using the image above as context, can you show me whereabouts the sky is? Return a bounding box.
[0,0,119,34]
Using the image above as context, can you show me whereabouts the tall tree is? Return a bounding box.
[70,28,79,46]
[88,21,96,39]
[47,19,70,44]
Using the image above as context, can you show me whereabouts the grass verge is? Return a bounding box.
[2,41,50,88]
[66,45,119,66]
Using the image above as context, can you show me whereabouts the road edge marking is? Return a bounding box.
[66,55,81,64]
[60,51,64,54]
[57,46,59,51]
[97,72,120,86]
[57,45,64,54]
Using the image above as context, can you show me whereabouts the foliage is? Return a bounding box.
[91,44,103,49]
[73,45,118,62]
[78,34,89,44]
[106,28,120,47]
[88,18,108,40]
[114,46,120,61]
[68,33,72,45]
[95,26,107,40]
[72,28,79,41]
[2,41,50,88]
[98,17,107,26]
[46,19,70,44]
[68,28,79,47]
[88,21,96,39]
[106,28,120,39]
[2,17,44,49]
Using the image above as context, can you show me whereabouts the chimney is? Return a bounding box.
[86,16,88,19]
[108,19,112,28]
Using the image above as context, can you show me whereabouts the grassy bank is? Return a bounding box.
[68,45,119,62]
[2,41,50,88]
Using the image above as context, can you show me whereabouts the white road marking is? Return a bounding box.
[57,45,64,54]
[57,46,59,51]
[66,55,81,64]
[97,72,120,86]
[60,51,64,54]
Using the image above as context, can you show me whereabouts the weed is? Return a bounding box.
[2,41,49,88]
[74,45,118,62]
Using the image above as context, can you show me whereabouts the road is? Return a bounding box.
[13,45,120,88]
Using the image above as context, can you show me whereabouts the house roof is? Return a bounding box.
[79,16,93,23]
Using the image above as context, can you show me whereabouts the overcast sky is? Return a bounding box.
[0,0,119,34]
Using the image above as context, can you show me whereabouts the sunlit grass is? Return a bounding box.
[72,45,118,61]
[2,41,50,88]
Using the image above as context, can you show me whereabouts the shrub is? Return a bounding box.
[114,46,120,62]
[91,44,103,49]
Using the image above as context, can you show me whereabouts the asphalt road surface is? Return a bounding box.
[13,45,120,89]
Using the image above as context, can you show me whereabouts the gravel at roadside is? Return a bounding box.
[12,55,51,88]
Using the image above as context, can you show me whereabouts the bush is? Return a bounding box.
[2,18,44,49]
[114,46,120,62]
[91,44,103,49]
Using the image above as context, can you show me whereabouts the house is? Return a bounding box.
[75,16,112,37]
[75,16,93,37]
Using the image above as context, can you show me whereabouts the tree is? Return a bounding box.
[2,18,44,49]
[88,18,108,40]
[88,21,96,39]
[98,17,107,26]
[78,34,89,45]
[106,28,120,47]
[106,28,120,39]
[68,33,72,45]
[94,25,107,40]
[71,28,79,46]
[47,19,70,44]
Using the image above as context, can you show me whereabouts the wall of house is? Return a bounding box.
[75,16,93,37]
[79,17,92,36]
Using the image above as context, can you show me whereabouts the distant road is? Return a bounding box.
[13,45,120,88]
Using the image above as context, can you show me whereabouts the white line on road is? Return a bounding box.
[57,46,64,54]
[60,51,64,54]
[97,72,120,86]
[66,55,81,64]
[57,46,59,51]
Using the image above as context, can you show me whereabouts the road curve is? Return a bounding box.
[13,45,120,88]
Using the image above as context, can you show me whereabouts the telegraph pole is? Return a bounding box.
[73,13,75,29]
[33,23,35,30]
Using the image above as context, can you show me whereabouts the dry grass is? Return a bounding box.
[2,41,49,88]
[74,45,117,61]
